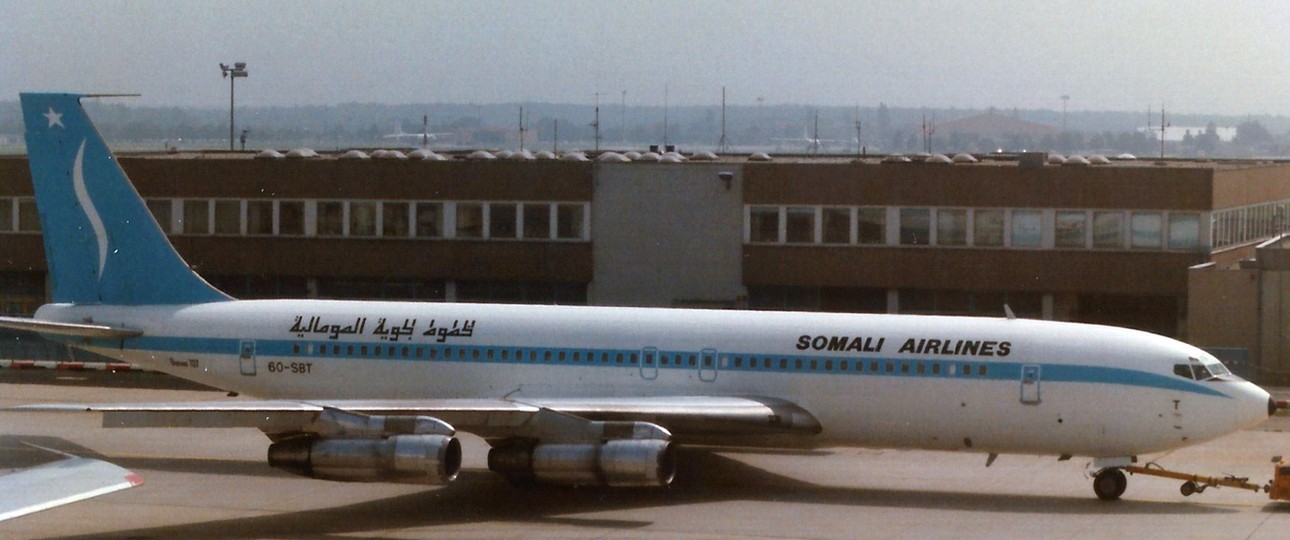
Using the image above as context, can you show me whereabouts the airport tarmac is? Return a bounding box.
[2,370,1290,540]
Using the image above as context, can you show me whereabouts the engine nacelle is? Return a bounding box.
[268,434,461,485]
[488,438,676,487]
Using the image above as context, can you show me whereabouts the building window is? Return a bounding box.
[973,209,1004,247]
[556,204,584,240]
[1169,212,1200,250]
[900,208,931,245]
[857,207,885,244]
[749,206,780,243]
[1131,212,1163,249]
[317,201,344,237]
[523,203,551,239]
[16,199,39,232]
[415,202,443,238]
[349,201,377,237]
[1010,210,1042,247]
[0,199,11,232]
[279,201,305,236]
[214,200,241,235]
[181,200,210,234]
[1055,211,1087,248]
[490,203,518,239]
[456,202,484,239]
[382,202,409,238]
[822,207,851,244]
[247,201,274,235]
[146,199,172,233]
[936,209,967,246]
[1093,211,1124,249]
[785,207,815,244]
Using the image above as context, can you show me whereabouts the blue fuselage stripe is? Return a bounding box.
[101,335,1228,398]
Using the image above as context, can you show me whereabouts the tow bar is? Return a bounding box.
[1124,463,1266,497]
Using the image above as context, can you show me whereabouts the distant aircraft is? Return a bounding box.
[771,112,843,154]
[382,116,453,148]
[0,93,1276,515]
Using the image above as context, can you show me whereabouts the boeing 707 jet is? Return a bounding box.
[0,93,1275,517]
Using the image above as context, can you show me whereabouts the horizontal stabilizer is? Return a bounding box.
[0,316,142,339]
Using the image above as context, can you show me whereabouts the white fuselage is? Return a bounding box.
[40,300,1272,459]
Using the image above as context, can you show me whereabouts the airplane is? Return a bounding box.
[0,92,1277,512]
[382,116,453,148]
[771,112,844,154]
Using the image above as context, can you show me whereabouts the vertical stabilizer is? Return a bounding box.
[20,93,230,305]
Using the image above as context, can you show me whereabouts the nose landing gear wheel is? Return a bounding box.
[1093,468,1127,501]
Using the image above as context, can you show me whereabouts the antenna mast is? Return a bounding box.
[718,86,729,154]
[592,92,604,152]
[854,104,863,157]
[517,106,527,151]
[1148,105,1169,159]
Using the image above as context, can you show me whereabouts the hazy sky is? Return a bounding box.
[4,0,1290,115]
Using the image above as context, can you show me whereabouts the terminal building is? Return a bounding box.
[2,151,1289,378]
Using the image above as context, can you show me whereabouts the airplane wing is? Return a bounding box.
[5,396,822,443]
[0,443,141,522]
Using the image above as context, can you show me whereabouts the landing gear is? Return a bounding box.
[1093,468,1127,501]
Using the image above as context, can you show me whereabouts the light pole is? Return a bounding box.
[220,62,248,151]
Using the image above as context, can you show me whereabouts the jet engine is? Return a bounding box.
[487,438,676,487]
[268,434,461,485]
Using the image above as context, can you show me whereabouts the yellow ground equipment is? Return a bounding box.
[1123,463,1265,497]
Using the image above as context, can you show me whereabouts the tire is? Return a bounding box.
[1093,468,1127,501]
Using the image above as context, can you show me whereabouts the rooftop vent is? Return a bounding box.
[636,152,661,162]
[690,151,718,161]
[534,151,556,159]
[1088,154,1111,165]
[951,153,978,163]
[255,149,285,160]
[925,154,952,164]
[597,152,630,162]
[1063,155,1091,166]
[624,151,642,160]
[1047,153,1066,164]
[560,152,589,161]
[339,150,371,160]
[881,155,911,164]
[748,152,773,162]
[285,148,319,159]
[377,150,408,159]
[467,150,497,160]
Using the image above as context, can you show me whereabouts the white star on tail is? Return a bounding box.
[44,107,64,128]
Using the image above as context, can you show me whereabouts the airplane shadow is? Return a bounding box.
[43,448,1237,540]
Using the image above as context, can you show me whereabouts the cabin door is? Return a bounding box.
[640,347,659,380]
[239,340,257,376]
[699,348,719,382]
[1019,364,1041,404]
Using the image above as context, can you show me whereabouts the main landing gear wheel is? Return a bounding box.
[1093,468,1127,501]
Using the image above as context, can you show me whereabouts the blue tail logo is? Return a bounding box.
[21,93,230,305]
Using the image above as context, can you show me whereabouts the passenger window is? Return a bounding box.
[978,365,987,376]
[361,346,369,355]
[472,350,479,360]
[932,364,941,375]
[630,353,638,365]
[809,360,817,370]
[346,345,354,355]
[487,349,494,360]
[963,365,973,376]
[734,357,743,368]
[374,347,381,357]
[292,344,300,354]
[901,363,909,373]
[780,358,788,369]
[689,355,697,367]
[445,349,453,359]
[917,363,926,374]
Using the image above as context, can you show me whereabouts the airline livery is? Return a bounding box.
[0,93,1276,514]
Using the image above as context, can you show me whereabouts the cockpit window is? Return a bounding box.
[1174,356,1230,381]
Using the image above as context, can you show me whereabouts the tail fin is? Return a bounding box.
[20,93,230,305]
